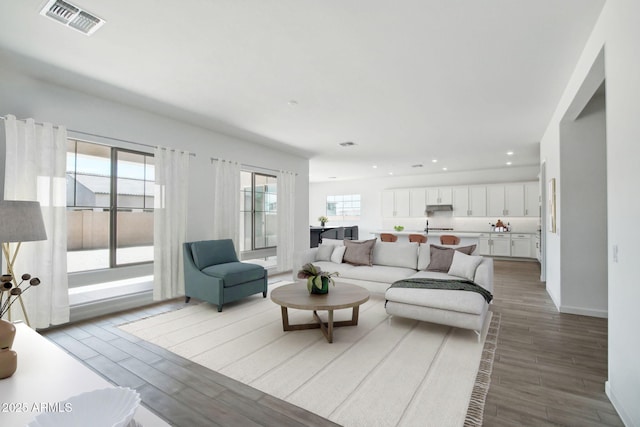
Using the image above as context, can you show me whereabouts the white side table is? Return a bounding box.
[0,322,169,426]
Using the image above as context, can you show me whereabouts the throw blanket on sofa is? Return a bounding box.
[388,278,493,304]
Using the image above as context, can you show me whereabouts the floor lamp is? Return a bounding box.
[0,200,48,326]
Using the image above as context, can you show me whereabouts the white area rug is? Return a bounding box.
[120,282,499,427]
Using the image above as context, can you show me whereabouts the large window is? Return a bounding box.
[326,194,361,220]
[66,140,154,273]
[240,172,277,257]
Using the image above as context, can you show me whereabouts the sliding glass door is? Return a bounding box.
[240,171,277,257]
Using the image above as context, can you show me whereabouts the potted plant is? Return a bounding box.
[393,225,404,231]
[297,263,339,294]
[318,216,329,227]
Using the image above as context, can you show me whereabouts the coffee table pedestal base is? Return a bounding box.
[279,306,360,343]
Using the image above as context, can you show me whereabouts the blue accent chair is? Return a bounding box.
[183,239,268,312]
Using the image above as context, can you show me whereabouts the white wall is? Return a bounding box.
[310,166,540,240]
[0,63,310,271]
[540,1,639,424]
[559,93,608,317]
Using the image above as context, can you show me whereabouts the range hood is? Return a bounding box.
[425,204,454,213]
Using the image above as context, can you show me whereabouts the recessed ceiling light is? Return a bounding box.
[372,165,378,169]
[506,161,512,166]
[388,172,394,175]
[288,100,298,106]
[339,141,356,147]
[432,159,438,163]
[442,167,448,171]
[506,151,514,156]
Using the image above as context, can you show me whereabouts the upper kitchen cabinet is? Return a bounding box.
[524,181,540,217]
[382,189,411,217]
[487,183,525,217]
[409,188,427,217]
[453,186,487,217]
[505,184,525,216]
[487,185,505,217]
[426,187,453,205]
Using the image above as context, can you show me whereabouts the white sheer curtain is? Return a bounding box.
[3,115,69,328]
[277,170,296,272]
[211,159,240,251]
[153,148,190,300]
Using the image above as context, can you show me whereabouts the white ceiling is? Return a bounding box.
[0,0,605,182]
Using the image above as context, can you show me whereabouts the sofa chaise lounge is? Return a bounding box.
[295,239,493,338]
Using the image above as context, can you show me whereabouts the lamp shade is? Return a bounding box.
[0,200,47,243]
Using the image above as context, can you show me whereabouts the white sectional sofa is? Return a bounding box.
[294,239,494,337]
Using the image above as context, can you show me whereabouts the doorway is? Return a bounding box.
[558,72,608,317]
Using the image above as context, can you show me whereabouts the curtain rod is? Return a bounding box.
[211,157,298,176]
[1,116,196,157]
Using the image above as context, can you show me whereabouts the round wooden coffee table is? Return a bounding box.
[270,282,370,343]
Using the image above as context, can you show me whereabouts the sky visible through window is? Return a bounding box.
[67,153,155,180]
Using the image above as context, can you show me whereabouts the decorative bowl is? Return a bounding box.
[27,387,141,427]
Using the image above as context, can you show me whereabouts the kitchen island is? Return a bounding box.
[372,230,539,259]
[372,230,481,247]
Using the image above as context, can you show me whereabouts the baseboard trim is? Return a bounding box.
[547,287,561,311]
[560,305,608,318]
[70,290,155,323]
[605,381,634,427]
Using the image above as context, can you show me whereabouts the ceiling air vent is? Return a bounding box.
[40,0,105,36]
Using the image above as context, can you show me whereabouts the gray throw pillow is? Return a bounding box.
[426,244,477,272]
[343,238,377,266]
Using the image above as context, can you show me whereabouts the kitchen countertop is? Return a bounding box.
[374,230,481,237]
[374,230,538,236]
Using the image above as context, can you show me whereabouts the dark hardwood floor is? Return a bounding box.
[41,260,623,426]
[42,294,339,427]
[484,260,622,426]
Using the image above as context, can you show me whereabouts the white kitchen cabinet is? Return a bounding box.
[382,189,410,217]
[487,183,525,217]
[426,187,452,205]
[490,233,511,256]
[478,233,492,255]
[524,181,540,217]
[487,185,506,217]
[409,188,427,217]
[381,190,395,217]
[453,186,487,217]
[469,186,487,217]
[511,233,532,258]
[535,234,541,261]
[478,232,511,256]
[452,187,469,217]
[505,184,525,216]
[395,190,411,216]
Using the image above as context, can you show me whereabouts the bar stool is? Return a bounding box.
[408,234,427,244]
[380,233,398,242]
[440,235,460,245]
